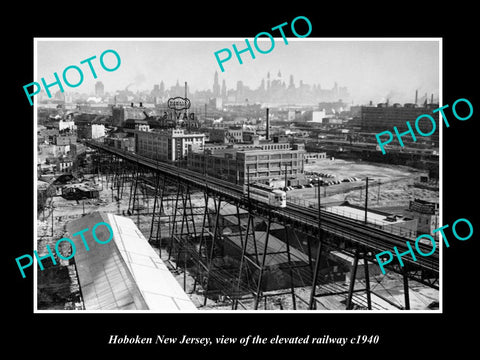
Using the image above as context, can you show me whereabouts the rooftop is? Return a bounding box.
[66,211,197,311]
[325,202,413,226]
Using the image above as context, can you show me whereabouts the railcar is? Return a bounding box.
[246,184,287,208]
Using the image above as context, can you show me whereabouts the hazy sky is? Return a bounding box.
[35,38,440,104]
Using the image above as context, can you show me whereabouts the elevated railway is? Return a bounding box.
[85,140,439,309]
[87,140,438,273]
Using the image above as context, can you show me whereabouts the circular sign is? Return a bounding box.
[167,97,191,110]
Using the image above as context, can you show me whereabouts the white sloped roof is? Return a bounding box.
[66,211,197,312]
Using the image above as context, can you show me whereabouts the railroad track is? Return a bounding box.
[86,141,439,275]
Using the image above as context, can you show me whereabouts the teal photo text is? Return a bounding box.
[214,16,312,72]
[23,49,121,106]
[16,221,113,278]
[375,98,473,155]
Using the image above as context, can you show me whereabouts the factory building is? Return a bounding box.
[403,198,439,238]
[359,101,440,147]
[135,128,205,162]
[187,140,306,187]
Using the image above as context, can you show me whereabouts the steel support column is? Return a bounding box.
[202,196,223,306]
[284,223,296,310]
[346,249,360,310]
[254,215,272,310]
[309,240,324,310]
[363,252,372,310]
[233,211,255,310]
[403,266,410,310]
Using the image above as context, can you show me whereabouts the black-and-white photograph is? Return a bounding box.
[7,4,480,356]
[32,38,441,312]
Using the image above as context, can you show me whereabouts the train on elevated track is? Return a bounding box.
[246,183,287,208]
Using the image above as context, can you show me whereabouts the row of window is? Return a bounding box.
[245,153,299,161]
[261,144,290,151]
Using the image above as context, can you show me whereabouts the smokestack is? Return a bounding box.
[431,93,434,104]
[415,89,418,105]
[266,108,270,141]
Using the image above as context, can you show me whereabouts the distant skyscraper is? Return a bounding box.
[95,81,104,97]
[236,80,244,92]
[221,79,227,98]
[213,71,220,97]
[260,78,265,92]
[288,74,295,89]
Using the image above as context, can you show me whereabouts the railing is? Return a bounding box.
[87,140,439,262]
[286,194,421,240]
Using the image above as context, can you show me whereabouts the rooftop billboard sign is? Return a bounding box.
[167,97,191,111]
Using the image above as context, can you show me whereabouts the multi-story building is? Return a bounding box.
[187,142,306,186]
[135,128,205,162]
[359,103,440,147]
[58,119,76,132]
[54,134,77,146]
[77,123,106,139]
[209,126,244,144]
[111,104,148,127]
[403,198,439,238]
[105,135,135,152]
[95,81,104,97]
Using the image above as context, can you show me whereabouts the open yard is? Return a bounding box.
[289,158,439,210]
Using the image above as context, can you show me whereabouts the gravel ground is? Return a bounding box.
[36,171,439,311]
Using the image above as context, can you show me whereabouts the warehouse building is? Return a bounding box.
[135,128,205,162]
[187,141,306,187]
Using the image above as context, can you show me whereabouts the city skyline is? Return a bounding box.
[35,38,440,105]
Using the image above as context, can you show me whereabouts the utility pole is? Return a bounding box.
[266,108,270,141]
[51,202,54,236]
[364,177,369,224]
[247,169,250,201]
[309,181,323,310]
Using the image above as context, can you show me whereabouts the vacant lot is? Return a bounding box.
[290,159,439,209]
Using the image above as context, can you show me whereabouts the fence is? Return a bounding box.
[286,195,418,240]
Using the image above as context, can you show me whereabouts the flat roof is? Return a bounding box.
[324,204,412,226]
[66,211,197,312]
[225,231,309,266]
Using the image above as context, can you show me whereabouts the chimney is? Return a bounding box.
[431,93,434,104]
[415,89,418,105]
[266,108,270,141]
